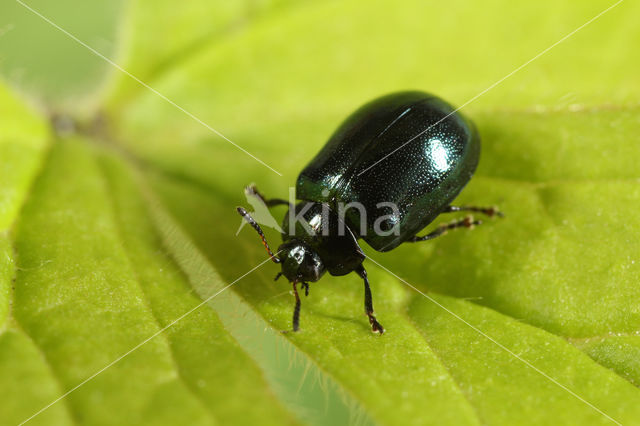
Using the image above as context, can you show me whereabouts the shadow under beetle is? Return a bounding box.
[238,91,502,334]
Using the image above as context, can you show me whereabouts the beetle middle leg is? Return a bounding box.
[408,215,482,242]
[356,265,385,334]
[246,184,292,208]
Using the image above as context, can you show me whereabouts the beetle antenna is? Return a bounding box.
[237,206,281,263]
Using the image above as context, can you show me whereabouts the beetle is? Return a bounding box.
[237,91,501,334]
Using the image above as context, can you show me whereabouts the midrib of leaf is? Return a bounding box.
[95,153,219,425]
[95,144,316,425]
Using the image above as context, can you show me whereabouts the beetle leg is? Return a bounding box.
[301,282,310,296]
[409,215,482,242]
[443,204,504,218]
[292,281,301,332]
[356,266,385,334]
[245,184,292,208]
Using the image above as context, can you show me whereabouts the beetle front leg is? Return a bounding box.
[292,281,301,332]
[408,215,482,242]
[356,266,385,334]
[245,184,292,208]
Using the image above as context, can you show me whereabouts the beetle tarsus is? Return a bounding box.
[368,314,385,334]
[357,266,384,335]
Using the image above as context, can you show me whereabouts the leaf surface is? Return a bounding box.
[1,0,639,424]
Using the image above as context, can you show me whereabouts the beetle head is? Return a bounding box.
[278,240,326,283]
[236,206,325,283]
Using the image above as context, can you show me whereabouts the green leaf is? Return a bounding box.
[0,0,124,107]
[0,82,70,425]
[0,83,49,231]
[0,82,49,331]
[106,0,297,106]
[1,0,640,424]
[11,136,298,425]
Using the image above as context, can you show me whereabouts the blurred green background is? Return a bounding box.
[0,0,123,104]
[1,1,639,425]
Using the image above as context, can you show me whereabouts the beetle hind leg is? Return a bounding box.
[443,204,504,218]
[356,266,385,334]
[409,215,481,242]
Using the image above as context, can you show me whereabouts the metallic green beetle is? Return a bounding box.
[238,91,501,334]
